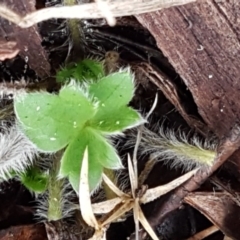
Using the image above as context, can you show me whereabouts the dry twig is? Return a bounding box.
[0,0,196,28]
[186,225,219,240]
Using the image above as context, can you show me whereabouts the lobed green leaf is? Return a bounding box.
[74,59,105,82]
[60,127,122,192]
[14,84,96,152]
[90,106,144,134]
[56,59,105,83]
[89,71,135,113]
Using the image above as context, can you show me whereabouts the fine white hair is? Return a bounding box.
[0,124,38,179]
[127,126,217,171]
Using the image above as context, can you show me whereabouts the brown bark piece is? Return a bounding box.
[137,62,209,135]
[185,192,240,240]
[0,224,47,240]
[0,40,19,61]
[136,0,240,138]
[0,0,50,78]
[133,2,240,237]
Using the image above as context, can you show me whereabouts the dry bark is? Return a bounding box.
[134,0,240,238]
[0,224,47,240]
[0,0,50,78]
[136,0,240,139]
[185,192,240,239]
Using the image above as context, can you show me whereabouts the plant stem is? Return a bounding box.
[63,0,85,62]
[47,152,64,221]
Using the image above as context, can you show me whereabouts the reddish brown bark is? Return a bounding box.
[0,0,50,78]
[135,1,240,238]
[185,192,240,239]
[0,224,47,240]
[136,0,240,139]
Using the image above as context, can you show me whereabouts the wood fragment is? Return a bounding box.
[0,0,50,78]
[0,224,47,240]
[45,220,83,240]
[136,0,240,138]
[185,192,240,240]
[134,3,240,236]
[137,63,209,135]
[0,40,19,61]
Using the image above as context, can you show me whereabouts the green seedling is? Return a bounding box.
[20,166,48,194]
[56,59,105,83]
[14,68,144,193]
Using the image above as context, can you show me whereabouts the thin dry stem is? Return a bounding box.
[186,225,219,240]
[102,173,129,199]
[95,0,116,26]
[79,147,99,229]
[0,0,196,28]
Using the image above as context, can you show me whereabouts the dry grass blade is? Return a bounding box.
[127,154,139,239]
[100,201,134,226]
[138,203,159,240]
[79,147,99,229]
[102,173,130,198]
[146,93,158,120]
[141,168,198,204]
[92,197,122,214]
[223,236,233,240]
[128,154,137,197]
[133,202,140,240]
[186,225,219,240]
[89,228,107,240]
[132,93,158,192]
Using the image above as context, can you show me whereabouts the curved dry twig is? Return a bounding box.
[0,0,196,28]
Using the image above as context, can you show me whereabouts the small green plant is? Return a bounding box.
[56,59,105,83]
[19,166,48,194]
[14,59,144,193]
[138,126,217,170]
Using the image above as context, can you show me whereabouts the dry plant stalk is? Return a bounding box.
[75,93,198,239]
[0,0,196,28]
[186,225,219,240]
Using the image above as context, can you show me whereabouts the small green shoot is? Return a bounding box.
[56,59,105,83]
[20,166,48,194]
[14,66,144,193]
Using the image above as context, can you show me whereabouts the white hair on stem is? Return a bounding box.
[0,124,38,179]
[35,180,76,222]
[128,126,217,171]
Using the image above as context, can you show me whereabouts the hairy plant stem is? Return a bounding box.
[63,0,85,62]
[47,151,65,221]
